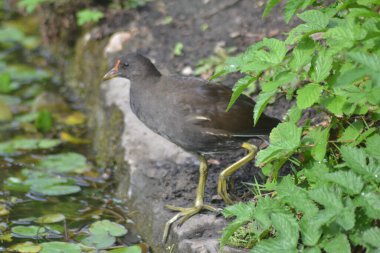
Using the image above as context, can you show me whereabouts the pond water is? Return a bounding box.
[0,10,146,253]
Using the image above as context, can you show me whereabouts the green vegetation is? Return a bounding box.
[219,0,380,252]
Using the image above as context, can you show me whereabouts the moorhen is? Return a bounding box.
[103,53,280,242]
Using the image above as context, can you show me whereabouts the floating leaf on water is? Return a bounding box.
[4,177,30,192]
[35,110,53,133]
[0,100,12,122]
[0,204,9,216]
[40,242,81,253]
[7,65,51,83]
[7,242,42,253]
[35,213,65,224]
[0,232,12,242]
[89,220,128,237]
[0,72,11,93]
[109,245,143,253]
[11,225,46,238]
[14,112,39,123]
[31,184,81,196]
[0,94,21,105]
[81,233,116,249]
[0,139,61,154]
[60,132,90,144]
[63,111,86,125]
[38,152,90,173]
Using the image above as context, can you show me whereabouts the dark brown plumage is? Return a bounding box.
[104,53,280,153]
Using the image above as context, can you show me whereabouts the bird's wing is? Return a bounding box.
[166,76,279,137]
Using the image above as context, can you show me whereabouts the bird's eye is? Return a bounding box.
[122,63,129,68]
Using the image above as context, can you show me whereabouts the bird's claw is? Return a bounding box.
[162,203,220,243]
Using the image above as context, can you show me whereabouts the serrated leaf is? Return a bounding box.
[254,90,276,125]
[263,0,281,17]
[296,83,323,109]
[336,200,356,231]
[362,227,380,248]
[335,67,371,87]
[366,134,380,159]
[349,51,380,72]
[289,38,315,70]
[286,105,302,123]
[307,126,330,161]
[284,0,303,23]
[308,185,343,209]
[338,121,364,143]
[256,122,302,165]
[341,146,380,182]
[298,10,329,29]
[325,171,363,195]
[359,192,380,219]
[277,176,318,218]
[323,234,351,253]
[227,76,256,111]
[320,95,346,115]
[310,50,333,82]
[325,20,367,49]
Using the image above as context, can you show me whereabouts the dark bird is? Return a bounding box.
[103,53,280,242]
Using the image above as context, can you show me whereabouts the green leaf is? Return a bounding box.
[338,121,364,143]
[173,42,184,56]
[8,242,41,253]
[254,90,276,125]
[298,10,329,29]
[349,51,380,72]
[81,233,116,249]
[227,76,256,111]
[0,73,11,93]
[38,152,90,173]
[335,67,371,88]
[289,38,315,70]
[286,105,302,123]
[0,101,12,122]
[307,126,330,161]
[308,185,343,209]
[284,0,303,23]
[310,50,333,82]
[325,20,367,50]
[11,225,46,238]
[325,171,363,195]
[35,110,53,133]
[320,95,346,116]
[35,213,65,224]
[17,0,49,13]
[296,83,323,109]
[40,242,81,253]
[323,234,351,253]
[252,213,299,253]
[358,192,380,219]
[341,146,380,182]
[366,134,380,159]
[76,9,104,26]
[109,246,142,253]
[89,220,128,237]
[0,138,61,154]
[32,184,81,196]
[256,122,302,165]
[277,176,319,218]
[362,227,380,248]
[263,0,281,17]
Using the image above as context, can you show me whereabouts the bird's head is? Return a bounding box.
[103,53,160,81]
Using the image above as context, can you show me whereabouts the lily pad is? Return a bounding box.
[8,242,42,253]
[89,220,128,237]
[0,138,61,154]
[31,184,81,196]
[11,225,46,238]
[35,213,65,224]
[40,242,81,253]
[81,233,116,249]
[109,245,142,253]
[38,152,90,173]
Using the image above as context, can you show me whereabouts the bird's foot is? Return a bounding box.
[163,203,220,242]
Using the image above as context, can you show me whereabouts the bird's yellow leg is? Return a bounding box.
[217,142,258,204]
[163,155,219,243]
